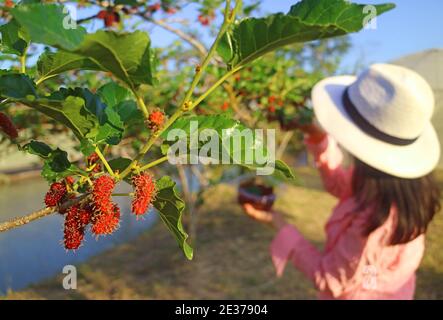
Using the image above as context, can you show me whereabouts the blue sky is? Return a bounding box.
[130,0,443,73]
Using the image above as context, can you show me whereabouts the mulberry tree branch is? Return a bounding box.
[0,194,89,233]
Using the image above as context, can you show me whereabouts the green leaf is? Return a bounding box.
[47,87,124,144]
[25,94,99,140]
[0,19,29,56]
[153,176,193,260]
[23,140,80,182]
[0,73,37,99]
[161,115,294,179]
[79,139,95,156]
[97,82,141,125]
[218,0,395,68]
[49,148,71,172]
[97,82,132,108]
[41,161,79,182]
[11,4,153,87]
[11,4,86,51]
[23,140,52,158]
[115,100,141,125]
[72,31,154,88]
[274,160,295,180]
[108,157,132,173]
[37,51,100,81]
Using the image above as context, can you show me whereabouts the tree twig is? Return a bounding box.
[0,194,89,233]
[139,14,208,57]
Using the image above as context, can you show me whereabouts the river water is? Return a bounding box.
[0,178,156,294]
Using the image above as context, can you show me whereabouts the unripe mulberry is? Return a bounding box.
[148,110,165,131]
[44,182,67,207]
[0,112,18,139]
[131,172,156,216]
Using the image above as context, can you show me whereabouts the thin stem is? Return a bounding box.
[112,193,134,197]
[20,52,27,74]
[119,0,241,179]
[191,66,243,110]
[178,0,234,112]
[95,147,115,177]
[139,155,169,172]
[134,91,150,119]
[141,16,208,57]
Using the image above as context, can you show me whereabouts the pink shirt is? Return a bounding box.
[270,135,425,300]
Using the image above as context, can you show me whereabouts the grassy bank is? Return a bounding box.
[4,168,443,299]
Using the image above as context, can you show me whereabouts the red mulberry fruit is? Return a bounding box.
[131,172,156,216]
[91,204,121,235]
[148,110,165,131]
[63,205,85,250]
[44,182,67,207]
[91,175,115,216]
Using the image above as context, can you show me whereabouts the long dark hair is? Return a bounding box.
[352,158,441,245]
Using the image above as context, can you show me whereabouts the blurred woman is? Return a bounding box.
[243,64,441,299]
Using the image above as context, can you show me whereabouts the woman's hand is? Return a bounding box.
[242,203,287,230]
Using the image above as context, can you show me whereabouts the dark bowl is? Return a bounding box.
[237,180,276,211]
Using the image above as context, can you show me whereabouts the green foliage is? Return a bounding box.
[161,114,295,179]
[218,0,395,68]
[0,0,396,258]
[0,19,29,56]
[11,4,86,50]
[23,140,82,182]
[37,51,100,82]
[71,31,155,88]
[0,73,36,98]
[153,176,193,260]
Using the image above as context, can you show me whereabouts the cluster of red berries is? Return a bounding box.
[148,110,165,131]
[0,112,18,139]
[44,170,157,250]
[44,175,120,250]
[198,12,215,26]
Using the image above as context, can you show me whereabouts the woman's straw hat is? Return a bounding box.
[311,63,440,178]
